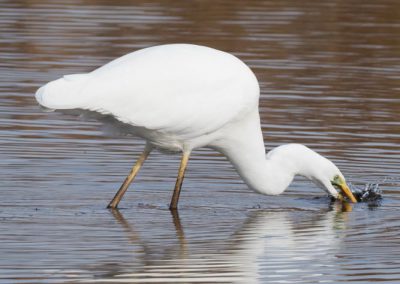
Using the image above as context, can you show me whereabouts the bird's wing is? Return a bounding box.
[53,45,260,138]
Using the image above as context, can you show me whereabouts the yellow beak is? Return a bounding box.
[339,183,358,203]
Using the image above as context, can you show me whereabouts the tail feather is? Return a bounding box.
[35,73,90,110]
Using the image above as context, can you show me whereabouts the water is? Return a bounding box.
[1,0,400,283]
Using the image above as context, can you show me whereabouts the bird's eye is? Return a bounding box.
[331,174,341,186]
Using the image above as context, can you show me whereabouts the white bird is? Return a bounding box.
[35,44,357,209]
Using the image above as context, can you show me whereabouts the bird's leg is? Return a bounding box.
[107,144,152,209]
[169,151,191,210]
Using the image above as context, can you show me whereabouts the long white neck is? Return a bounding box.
[211,109,313,196]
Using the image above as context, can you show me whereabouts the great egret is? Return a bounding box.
[35,44,357,209]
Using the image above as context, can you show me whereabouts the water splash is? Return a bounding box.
[349,182,383,205]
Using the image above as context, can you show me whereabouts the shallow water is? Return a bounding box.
[1,0,400,283]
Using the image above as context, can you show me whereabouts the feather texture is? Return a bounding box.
[36,44,259,141]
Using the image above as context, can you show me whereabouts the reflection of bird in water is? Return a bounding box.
[35,44,357,209]
[111,209,186,259]
[226,210,348,283]
[89,207,349,283]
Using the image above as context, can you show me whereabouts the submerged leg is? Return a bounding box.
[169,151,191,210]
[107,144,152,209]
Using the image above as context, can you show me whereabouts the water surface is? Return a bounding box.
[1,0,399,283]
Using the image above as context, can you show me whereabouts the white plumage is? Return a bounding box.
[36,44,357,208]
[36,44,258,149]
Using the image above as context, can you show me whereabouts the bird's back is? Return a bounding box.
[36,44,260,142]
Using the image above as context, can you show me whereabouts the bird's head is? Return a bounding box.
[269,144,358,202]
[307,153,357,203]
